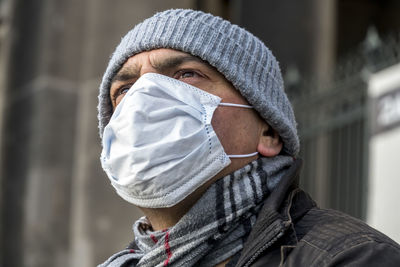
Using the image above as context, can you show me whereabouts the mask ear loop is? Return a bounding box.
[218,103,253,109]
[228,152,259,158]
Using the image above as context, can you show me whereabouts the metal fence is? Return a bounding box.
[287,30,400,220]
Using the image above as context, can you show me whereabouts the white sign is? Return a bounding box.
[367,63,400,244]
[372,87,400,134]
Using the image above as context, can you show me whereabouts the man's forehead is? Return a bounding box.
[110,49,217,87]
[127,48,188,63]
[116,49,205,74]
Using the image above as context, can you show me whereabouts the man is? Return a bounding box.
[97,9,400,267]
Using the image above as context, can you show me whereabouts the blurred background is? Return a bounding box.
[1,0,400,266]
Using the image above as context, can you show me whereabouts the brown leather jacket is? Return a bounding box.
[235,159,400,267]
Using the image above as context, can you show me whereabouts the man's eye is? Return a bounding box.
[174,70,202,80]
[180,71,196,78]
[112,85,132,107]
[118,86,131,96]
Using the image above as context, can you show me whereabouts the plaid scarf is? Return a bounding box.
[99,156,294,267]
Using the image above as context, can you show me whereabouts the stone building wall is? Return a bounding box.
[0,1,195,266]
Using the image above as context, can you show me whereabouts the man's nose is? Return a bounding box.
[139,61,159,77]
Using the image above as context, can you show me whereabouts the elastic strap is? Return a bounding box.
[227,152,258,158]
[219,103,253,109]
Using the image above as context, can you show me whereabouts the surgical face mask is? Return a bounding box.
[101,73,258,208]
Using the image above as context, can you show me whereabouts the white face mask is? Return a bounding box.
[101,73,258,208]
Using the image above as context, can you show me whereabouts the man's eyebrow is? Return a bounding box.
[111,54,207,84]
[111,68,139,83]
[152,54,207,73]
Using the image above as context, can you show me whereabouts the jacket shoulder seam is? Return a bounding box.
[300,239,330,255]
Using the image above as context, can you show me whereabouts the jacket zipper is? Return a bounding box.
[242,229,286,267]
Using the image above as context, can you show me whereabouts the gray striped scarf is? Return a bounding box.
[99,156,294,267]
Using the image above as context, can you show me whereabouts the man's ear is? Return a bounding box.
[257,124,283,157]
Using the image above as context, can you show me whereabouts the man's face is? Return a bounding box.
[109,48,267,181]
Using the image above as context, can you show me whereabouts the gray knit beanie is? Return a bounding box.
[98,9,299,156]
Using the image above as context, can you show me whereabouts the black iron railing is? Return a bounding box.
[287,30,400,220]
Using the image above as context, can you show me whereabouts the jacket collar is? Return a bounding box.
[236,158,316,266]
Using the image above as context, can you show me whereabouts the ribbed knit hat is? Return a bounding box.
[98,9,299,156]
